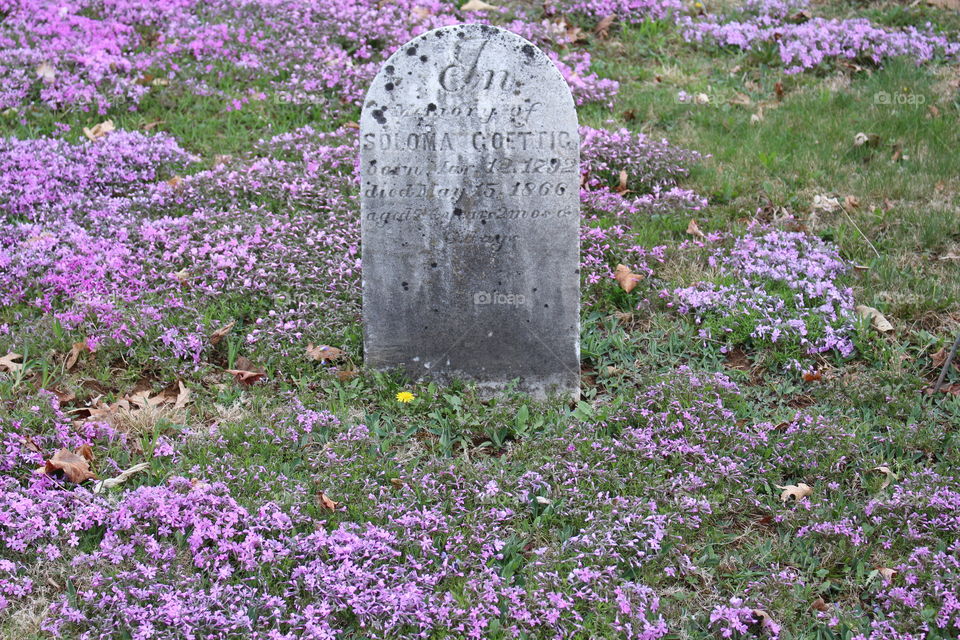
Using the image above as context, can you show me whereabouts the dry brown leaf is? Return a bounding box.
[927,0,960,10]
[0,352,24,374]
[306,344,346,362]
[750,108,764,124]
[336,369,360,382]
[870,465,895,489]
[729,92,752,106]
[614,169,629,194]
[605,366,624,376]
[82,119,115,141]
[461,0,496,10]
[65,340,90,370]
[22,435,43,454]
[928,104,941,119]
[226,356,266,385]
[877,567,897,582]
[856,305,894,332]
[811,597,828,612]
[614,264,643,293]
[209,321,236,346]
[843,195,860,210]
[776,482,813,502]
[36,62,56,82]
[930,347,958,370]
[174,381,191,410]
[77,444,94,462]
[318,491,339,511]
[752,609,777,632]
[774,81,784,101]
[143,120,165,131]
[594,14,616,38]
[686,218,706,239]
[410,5,432,19]
[93,462,151,494]
[342,121,360,130]
[802,370,823,382]
[165,175,183,189]
[390,477,404,489]
[38,448,97,483]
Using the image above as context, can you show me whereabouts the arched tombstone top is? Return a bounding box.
[360,23,580,400]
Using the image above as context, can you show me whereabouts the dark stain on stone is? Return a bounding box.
[430,262,438,268]
[420,55,428,62]
[427,103,437,112]
[402,281,409,290]
[406,46,417,55]
[521,44,535,59]
[385,82,394,91]
[385,65,394,74]
[372,108,386,124]
[453,208,462,216]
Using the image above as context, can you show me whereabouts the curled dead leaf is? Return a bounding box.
[614,168,629,194]
[776,482,813,502]
[686,218,706,239]
[870,465,896,489]
[811,597,828,612]
[209,321,236,346]
[36,62,56,82]
[0,353,24,374]
[93,462,151,494]
[306,344,345,362]
[336,369,360,382]
[318,491,340,511]
[226,356,266,386]
[65,340,90,370]
[83,119,115,141]
[614,264,643,293]
[752,609,777,631]
[460,0,496,10]
[37,448,97,483]
[877,567,897,582]
[855,305,894,332]
[594,14,615,38]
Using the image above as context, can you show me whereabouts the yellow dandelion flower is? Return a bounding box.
[395,391,415,403]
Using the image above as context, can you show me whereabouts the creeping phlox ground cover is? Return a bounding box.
[1,0,960,638]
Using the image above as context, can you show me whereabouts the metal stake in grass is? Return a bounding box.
[932,331,960,395]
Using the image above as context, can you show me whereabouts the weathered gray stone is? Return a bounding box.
[360,24,579,399]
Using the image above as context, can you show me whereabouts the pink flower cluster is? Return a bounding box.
[680,0,960,73]
[669,225,857,362]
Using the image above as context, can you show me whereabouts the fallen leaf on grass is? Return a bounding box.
[843,195,860,210]
[410,5,432,20]
[306,344,345,362]
[923,382,960,395]
[876,567,897,582]
[614,264,643,293]
[336,369,360,381]
[318,492,339,511]
[752,609,778,632]
[36,62,56,82]
[22,435,43,454]
[209,321,235,346]
[686,218,706,239]
[594,14,615,38]
[774,81,784,101]
[802,370,822,382]
[37,448,96,483]
[811,194,840,213]
[92,462,151,494]
[83,119,115,141]
[870,465,896,489]
[226,356,266,385]
[0,353,23,374]
[853,132,880,147]
[461,0,496,10]
[927,0,960,10]
[614,169,629,194]
[930,347,959,370]
[776,482,813,502]
[811,597,829,612]
[855,305,894,332]
[729,92,752,106]
[65,340,90,370]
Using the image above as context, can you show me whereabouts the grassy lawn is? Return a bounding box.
[1,0,959,638]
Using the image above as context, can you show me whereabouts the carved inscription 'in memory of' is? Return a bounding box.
[360,24,580,399]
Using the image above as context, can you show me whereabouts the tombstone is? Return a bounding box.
[360,24,580,399]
